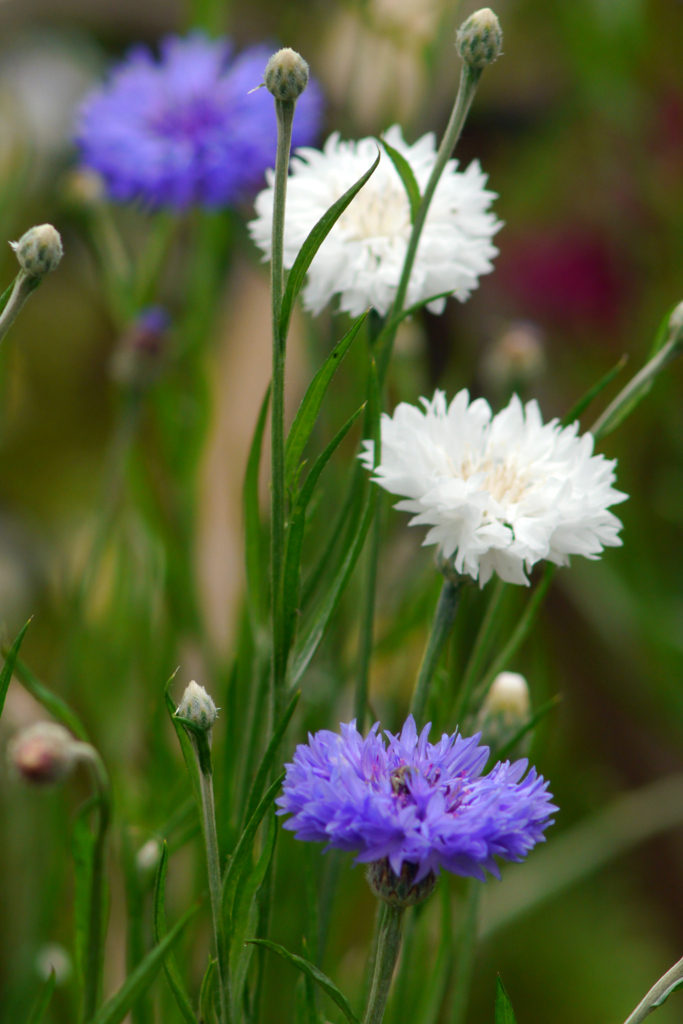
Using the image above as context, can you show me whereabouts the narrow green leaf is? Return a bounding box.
[283,406,365,659]
[172,715,212,776]
[153,844,197,1024]
[653,976,683,1008]
[244,385,271,628]
[285,314,367,491]
[164,673,201,807]
[0,274,18,317]
[72,799,97,1002]
[121,828,151,1024]
[291,483,376,687]
[6,650,89,741]
[88,904,199,1024]
[279,152,380,341]
[561,355,628,427]
[0,619,31,719]
[249,940,360,1024]
[26,970,56,1024]
[222,773,285,924]
[199,959,219,1024]
[380,137,420,222]
[490,694,562,766]
[495,976,517,1024]
[243,690,300,827]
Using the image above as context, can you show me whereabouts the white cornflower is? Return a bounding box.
[248,125,501,317]
[360,390,627,586]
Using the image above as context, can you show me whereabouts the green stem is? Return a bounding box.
[0,272,40,346]
[75,745,111,1022]
[623,954,683,1024]
[377,63,482,383]
[193,735,229,1024]
[364,905,404,1024]
[410,579,462,725]
[355,500,382,730]
[452,578,506,728]
[271,98,295,719]
[448,880,481,1024]
[469,563,555,715]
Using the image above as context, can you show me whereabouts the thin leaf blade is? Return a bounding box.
[164,673,201,807]
[495,976,517,1024]
[6,651,89,740]
[562,355,628,427]
[26,970,56,1024]
[279,152,380,341]
[243,691,300,827]
[153,843,197,1024]
[244,385,271,628]
[380,137,420,222]
[0,619,31,719]
[222,773,285,924]
[249,940,360,1024]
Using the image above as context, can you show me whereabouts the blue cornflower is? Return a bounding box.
[278,715,555,891]
[75,34,323,209]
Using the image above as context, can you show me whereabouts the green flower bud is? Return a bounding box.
[456,8,503,68]
[9,722,78,785]
[176,680,217,732]
[264,48,309,102]
[476,671,531,755]
[366,857,437,907]
[10,224,63,279]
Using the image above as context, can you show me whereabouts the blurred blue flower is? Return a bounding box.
[278,715,556,884]
[75,34,323,209]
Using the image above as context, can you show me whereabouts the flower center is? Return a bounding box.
[336,182,411,242]
[449,451,532,507]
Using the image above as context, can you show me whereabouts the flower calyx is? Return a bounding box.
[366,858,437,908]
[264,48,309,102]
[457,8,503,69]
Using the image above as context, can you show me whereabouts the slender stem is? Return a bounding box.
[74,744,111,1022]
[377,63,482,383]
[448,880,481,1024]
[355,499,382,730]
[469,563,554,715]
[270,98,295,719]
[0,272,39,346]
[452,578,506,728]
[364,905,404,1024]
[410,579,462,725]
[192,737,229,1024]
[623,954,683,1024]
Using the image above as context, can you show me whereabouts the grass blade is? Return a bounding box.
[87,903,199,1024]
[5,650,89,741]
[494,976,517,1024]
[380,137,420,222]
[284,314,367,491]
[561,354,628,427]
[164,673,201,807]
[244,385,271,628]
[489,694,562,767]
[249,939,360,1024]
[0,619,31,719]
[243,690,300,827]
[222,773,285,924]
[26,970,56,1024]
[279,152,380,341]
[153,843,197,1024]
[199,960,218,1024]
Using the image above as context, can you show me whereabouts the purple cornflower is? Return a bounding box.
[75,34,323,209]
[278,715,556,890]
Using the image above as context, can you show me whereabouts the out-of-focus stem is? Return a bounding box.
[448,879,481,1024]
[410,579,462,725]
[452,578,506,728]
[0,272,39,346]
[364,906,404,1024]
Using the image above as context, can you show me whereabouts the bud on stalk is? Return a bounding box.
[264,48,309,102]
[457,8,503,68]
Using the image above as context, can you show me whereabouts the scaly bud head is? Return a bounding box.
[10,224,63,279]
[457,8,503,68]
[366,858,437,907]
[475,671,531,755]
[264,48,309,102]
[176,680,217,732]
[9,722,78,785]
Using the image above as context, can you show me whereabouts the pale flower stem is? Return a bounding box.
[270,98,295,719]
[378,63,482,381]
[623,955,683,1024]
[448,879,481,1024]
[0,272,38,346]
[363,906,404,1024]
[193,741,230,1024]
[452,578,507,728]
[354,486,382,731]
[410,579,462,725]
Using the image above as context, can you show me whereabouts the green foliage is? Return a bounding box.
[495,977,517,1024]
[243,690,299,826]
[153,843,197,1024]
[244,385,271,630]
[25,971,56,1024]
[0,619,30,719]
[249,940,361,1024]
[379,138,421,223]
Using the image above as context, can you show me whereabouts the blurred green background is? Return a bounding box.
[1,0,683,1022]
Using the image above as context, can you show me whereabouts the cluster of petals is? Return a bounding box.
[278,715,556,883]
[249,124,501,316]
[75,34,323,209]
[360,389,627,586]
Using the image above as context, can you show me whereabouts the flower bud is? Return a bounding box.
[36,943,72,984]
[475,671,531,755]
[456,8,503,68]
[482,322,545,391]
[10,224,63,279]
[176,680,217,732]
[109,307,171,388]
[8,722,78,785]
[136,838,162,873]
[264,48,309,102]
[366,858,437,907]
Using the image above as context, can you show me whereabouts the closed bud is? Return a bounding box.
[176,680,217,732]
[366,857,437,907]
[9,722,78,785]
[136,838,162,873]
[476,671,530,755]
[10,224,63,279]
[264,48,309,102]
[482,322,545,391]
[457,8,503,68]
